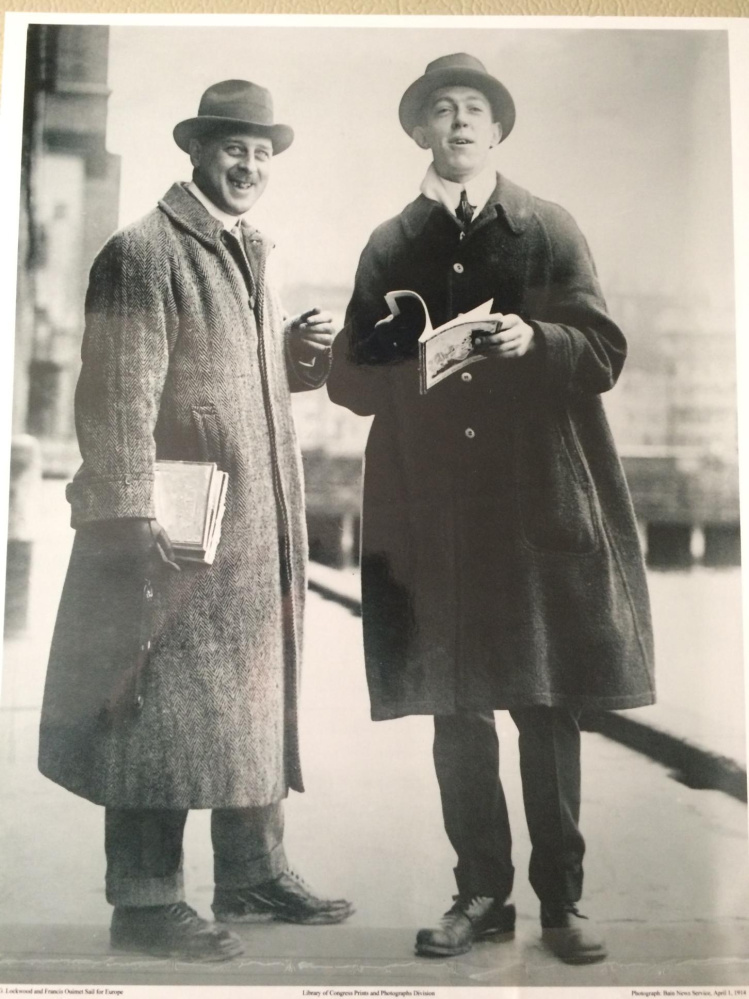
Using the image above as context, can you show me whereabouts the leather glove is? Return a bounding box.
[354,296,424,365]
[135,518,181,572]
[372,312,420,361]
[84,518,181,572]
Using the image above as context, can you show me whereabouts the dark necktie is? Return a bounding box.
[456,189,475,227]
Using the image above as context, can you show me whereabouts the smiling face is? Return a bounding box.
[189,130,273,216]
[412,86,501,184]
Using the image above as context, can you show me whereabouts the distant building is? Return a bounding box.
[16,24,120,472]
[606,295,737,461]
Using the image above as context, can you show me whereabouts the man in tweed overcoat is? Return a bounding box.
[328,54,654,964]
[39,80,353,961]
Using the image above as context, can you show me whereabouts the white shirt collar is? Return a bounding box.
[419,162,498,220]
[186,180,247,231]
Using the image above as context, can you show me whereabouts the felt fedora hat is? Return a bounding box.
[173,79,294,155]
[399,53,515,142]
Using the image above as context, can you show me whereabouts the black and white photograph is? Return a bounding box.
[0,13,747,994]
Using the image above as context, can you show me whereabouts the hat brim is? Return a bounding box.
[399,68,515,142]
[173,116,294,155]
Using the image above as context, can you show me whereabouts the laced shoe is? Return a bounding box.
[415,896,516,957]
[212,869,355,925]
[110,901,244,962]
[540,902,608,964]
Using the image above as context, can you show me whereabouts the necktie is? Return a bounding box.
[456,189,475,227]
[223,223,256,305]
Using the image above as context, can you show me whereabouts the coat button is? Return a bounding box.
[465,428,476,439]
[135,695,144,710]
[461,371,473,382]
[453,262,464,274]
[144,582,153,600]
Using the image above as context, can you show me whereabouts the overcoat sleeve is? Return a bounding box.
[66,230,172,528]
[529,204,627,396]
[326,232,398,416]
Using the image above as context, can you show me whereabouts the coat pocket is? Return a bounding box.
[192,404,224,466]
[514,405,600,555]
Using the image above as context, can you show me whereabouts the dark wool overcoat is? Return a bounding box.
[38,183,329,809]
[327,174,655,721]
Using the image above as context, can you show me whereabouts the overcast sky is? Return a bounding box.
[106,25,733,311]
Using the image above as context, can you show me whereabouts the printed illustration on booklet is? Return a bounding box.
[381,288,503,393]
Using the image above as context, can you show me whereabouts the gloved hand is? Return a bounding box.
[132,518,181,572]
[372,311,420,361]
[85,517,181,572]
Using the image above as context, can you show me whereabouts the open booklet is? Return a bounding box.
[382,290,503,394]
[153,460,228,566]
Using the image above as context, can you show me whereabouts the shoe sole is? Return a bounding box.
[541,930,607,964]
[111,939,245,963]
[415,929,515,958]
[211,911,275,925]
[545,948,608,965]
[215,905,355,927]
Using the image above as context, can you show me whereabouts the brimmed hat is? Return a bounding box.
[399,53,515,141]
[173,79,294,155]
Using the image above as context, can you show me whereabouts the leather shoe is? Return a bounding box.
[212,869,355,925]
[415,896,516,957]
[541,903,607,964]
[110,902,244,962]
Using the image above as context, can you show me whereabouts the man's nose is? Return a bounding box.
[453,107,469,127]
[236,153,259,173]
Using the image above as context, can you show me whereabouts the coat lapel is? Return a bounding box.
[400,173,536,241]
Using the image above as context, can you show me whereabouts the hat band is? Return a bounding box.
[198,99,274,126]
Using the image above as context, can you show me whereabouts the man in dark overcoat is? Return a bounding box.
[327,53,655,964]
[38,79,353,962]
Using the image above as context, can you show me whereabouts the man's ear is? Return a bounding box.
[411,125,431,151]
[188,138,202,169]
[489,122,502,149]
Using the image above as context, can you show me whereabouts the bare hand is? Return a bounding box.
[474,314,536,358]
[288,307,336,355]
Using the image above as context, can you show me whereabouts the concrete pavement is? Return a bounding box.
[0,482,748,987]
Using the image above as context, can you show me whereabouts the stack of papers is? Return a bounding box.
[154,460,228,566]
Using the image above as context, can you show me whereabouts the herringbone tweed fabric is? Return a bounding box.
[38,183,329,809]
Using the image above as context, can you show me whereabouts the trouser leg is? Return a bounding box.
[433,711,514,900]
[510,706,585,906]
[105,808,188,907]
[211,802,287,890]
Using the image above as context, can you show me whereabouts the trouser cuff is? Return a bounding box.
[214,838,287,889]
[454,863,514,901]
[106,868,185,908]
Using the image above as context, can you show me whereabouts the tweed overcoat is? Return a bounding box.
[38,183,329,809]
[327,174,655,720]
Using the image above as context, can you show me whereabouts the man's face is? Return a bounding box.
[189,131,273,216]
[412,86,501,184]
